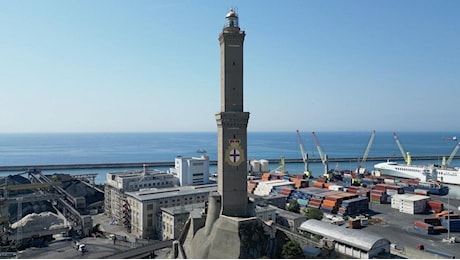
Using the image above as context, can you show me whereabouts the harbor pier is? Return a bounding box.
[0,155,458,172]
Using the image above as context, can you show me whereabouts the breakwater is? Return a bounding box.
[1,155,458,172]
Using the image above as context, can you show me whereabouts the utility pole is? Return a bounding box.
[441,177,452,243]
[447,194,450,241]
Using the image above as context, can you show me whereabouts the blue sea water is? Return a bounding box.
[0,131,459,185]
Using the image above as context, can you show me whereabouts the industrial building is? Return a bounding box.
[274,207,307,232]
[298,219,391,258]
[0,171,102,250]
[125,184,217,239]
[169,155,210,186]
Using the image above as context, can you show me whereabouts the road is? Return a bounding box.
[364,200,460,258]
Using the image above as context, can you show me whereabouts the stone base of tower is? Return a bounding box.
[184,215,274,259]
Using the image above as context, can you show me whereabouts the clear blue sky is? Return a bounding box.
[1,1,459,133]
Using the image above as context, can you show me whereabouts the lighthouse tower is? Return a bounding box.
[184,10,272,259]
[215,8,250,217]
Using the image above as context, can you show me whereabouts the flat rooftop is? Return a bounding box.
[125,184,217,201]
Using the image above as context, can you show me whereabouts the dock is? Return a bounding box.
[0,155,458,172]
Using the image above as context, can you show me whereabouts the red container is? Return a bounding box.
[414,220,433,230]
[317,176,327,183]
[313,182,325,188]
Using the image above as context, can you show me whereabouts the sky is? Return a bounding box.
[0,1,459,133]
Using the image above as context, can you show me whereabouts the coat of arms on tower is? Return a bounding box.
[225,139,245,166]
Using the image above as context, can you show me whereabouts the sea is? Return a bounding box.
[1,131,460,197]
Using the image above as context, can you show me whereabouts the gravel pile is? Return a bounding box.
[11,212,66,231]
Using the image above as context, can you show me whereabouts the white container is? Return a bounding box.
[328,185,343,191]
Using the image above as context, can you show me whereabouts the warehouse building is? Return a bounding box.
[274,207,307,232]
[299,219,390,258]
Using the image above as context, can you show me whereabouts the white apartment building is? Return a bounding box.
[125,184,217,239]
[104,166,179,226]
[161,203,205,241]
[169,155,210,186]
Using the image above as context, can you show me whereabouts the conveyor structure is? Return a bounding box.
[0,169,94,250]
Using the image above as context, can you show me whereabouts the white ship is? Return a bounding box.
[374,161,460,185]
[376,134,460,185]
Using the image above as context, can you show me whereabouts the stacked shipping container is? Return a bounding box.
[370,189,387,204]
[440,214,460,232]
[391,194,430,214]
[413,220,436,234]
[253,180,294,196]
[427,200,444,213]
[338,197,369,217]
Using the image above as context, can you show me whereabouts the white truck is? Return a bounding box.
[74,241,86,253]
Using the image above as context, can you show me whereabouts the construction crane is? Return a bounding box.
[442,142,460,169]
[296,130,312,178]
[311,132,329,177]
[356,130,376,174]
[393,132,412,165]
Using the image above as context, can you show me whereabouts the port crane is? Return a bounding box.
[393,132,412,165]
[269,156,286,174]
[441,142,460,169]
[356,130,376,174]
[311,132,329,177]
[296,130,312,178]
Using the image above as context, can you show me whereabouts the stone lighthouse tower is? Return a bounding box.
[184,10,273,259]
[215,8,250,217]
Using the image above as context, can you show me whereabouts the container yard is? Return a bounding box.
[247,169,460,258]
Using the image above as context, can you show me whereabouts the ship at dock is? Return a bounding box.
[374,161,460,186]
[374,134,460,186]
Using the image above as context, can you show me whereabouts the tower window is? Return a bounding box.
[233,62,235,66]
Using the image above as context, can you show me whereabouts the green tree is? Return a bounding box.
[281,240,304,259]
[287,200,300,213]
[305,207,323,220]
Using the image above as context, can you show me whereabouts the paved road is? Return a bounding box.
[364,200,460,258]
[17,213,150,259]
[17,237,130,259]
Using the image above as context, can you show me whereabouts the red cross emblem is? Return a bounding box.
[229,149,241,163]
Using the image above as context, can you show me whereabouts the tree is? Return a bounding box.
[281,240,304,259]
[287,200,300,213]
[304,207,323,220]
